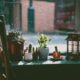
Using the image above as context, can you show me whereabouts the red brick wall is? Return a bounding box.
[22,0,55,32]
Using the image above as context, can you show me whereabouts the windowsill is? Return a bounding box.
[11,55,80,67]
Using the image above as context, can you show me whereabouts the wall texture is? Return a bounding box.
[21,0,55,32]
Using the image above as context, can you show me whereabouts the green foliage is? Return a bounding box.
[38,34,50,48]
[7,31,24,44]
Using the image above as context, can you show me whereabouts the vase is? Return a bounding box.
[8,41,24,61]
[24,52,33,61]
[38,47,49,60]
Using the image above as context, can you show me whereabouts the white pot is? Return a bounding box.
[38,47,49,60]
[24,52,32,61]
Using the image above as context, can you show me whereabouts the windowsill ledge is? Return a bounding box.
[10,55,80,67]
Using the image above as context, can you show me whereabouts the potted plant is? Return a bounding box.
[24,44,33,61]
[38,34,51,60]
[7,31,24,61]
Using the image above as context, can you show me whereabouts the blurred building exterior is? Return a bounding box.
[0,0,80,32]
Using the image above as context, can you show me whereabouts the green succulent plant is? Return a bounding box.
[38,34,51,48]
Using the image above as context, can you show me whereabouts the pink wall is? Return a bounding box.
[34,1,55,32]
[13,4,20,30]
[22,0,29,32]
[22,0,55,32]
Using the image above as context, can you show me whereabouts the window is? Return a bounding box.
[0,0,76,32]
[55,0,75,31]
[0,0,77,54]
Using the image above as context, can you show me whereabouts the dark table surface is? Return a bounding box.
[9,55,80,80]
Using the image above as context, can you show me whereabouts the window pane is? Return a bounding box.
[55,0,75,31]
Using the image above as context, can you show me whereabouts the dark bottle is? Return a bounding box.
[33,47,38,60]
[28,44,32,53]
